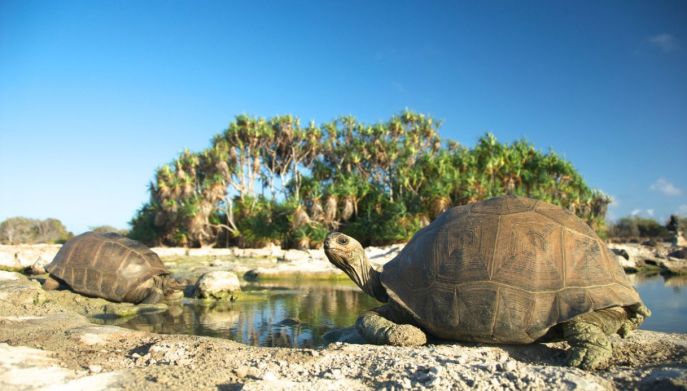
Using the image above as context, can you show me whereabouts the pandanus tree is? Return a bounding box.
[131,111,610,248]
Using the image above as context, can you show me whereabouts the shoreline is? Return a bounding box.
[1,240,685,278]
[1,270,686,390]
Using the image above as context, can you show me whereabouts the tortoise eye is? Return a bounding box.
[337,236,349,245]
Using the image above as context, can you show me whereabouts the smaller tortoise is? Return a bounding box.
[44,232,178,304]
[324,196,650,370]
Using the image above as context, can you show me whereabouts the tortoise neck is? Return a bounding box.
[154,275,174,293]
[351,250,388,303]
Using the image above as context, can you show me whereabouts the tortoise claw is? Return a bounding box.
[387,324,427,347]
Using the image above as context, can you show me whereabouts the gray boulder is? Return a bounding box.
[193,271,241,301]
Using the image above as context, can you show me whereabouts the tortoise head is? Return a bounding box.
[324,232,365,272]
[324,232,388,302]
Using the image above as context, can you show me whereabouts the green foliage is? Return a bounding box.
[608,216,671,239]
[130,111,609,248]
[89,225,128,235]
[234,197,288,248]
[0,217,72,244]
[128,203,164,245]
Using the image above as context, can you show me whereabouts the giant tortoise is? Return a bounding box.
[44,232,178,304]
[324,195,649,369]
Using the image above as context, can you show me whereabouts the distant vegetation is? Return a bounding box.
[607,215,687,241]
[0,217,72,244]
[129,110,610,248]
[89,225,129,236]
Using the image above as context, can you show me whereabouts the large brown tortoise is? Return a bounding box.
[324,195,650,370]
[44,232,179,304]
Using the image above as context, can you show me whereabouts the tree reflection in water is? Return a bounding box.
[95,280,380,348]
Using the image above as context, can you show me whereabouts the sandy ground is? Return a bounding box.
[1,271,686,390]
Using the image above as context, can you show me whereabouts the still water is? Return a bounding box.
[632,274,687,333]
[96,275,687,347]
[96,280,380,348]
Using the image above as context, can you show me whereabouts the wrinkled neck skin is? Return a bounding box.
[343,250,389,303]
[154,275,180,296]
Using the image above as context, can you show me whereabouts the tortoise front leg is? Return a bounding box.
[140,287,163,304]
[563,321,612,370]
[563,307,628,370]
[355,304,427,346]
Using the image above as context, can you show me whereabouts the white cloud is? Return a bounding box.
[650,177,682,196]
[631,209,657,218]
[648,33,679,53]
[677,204,687,216]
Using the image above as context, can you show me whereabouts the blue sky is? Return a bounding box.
[1,0,686,234]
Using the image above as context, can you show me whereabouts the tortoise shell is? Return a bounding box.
[46,232,168,302]
[381,196,642,343]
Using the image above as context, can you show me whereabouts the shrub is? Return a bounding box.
[608,216,670,240]
[89,225,129,236]
[0,217,72,244]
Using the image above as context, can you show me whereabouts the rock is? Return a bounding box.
[103,302,168,317]
[66,325,147,345]
[243,269,260,281]
[669,247,687,260]
[659,258,687,275]
[199,309,240,331]
[366,244,404,267]
[187,248,235,257]
[278,318,301,326]
[0,343,124,390]
[238,245,284,258]
[0,343,77,388]
[24,261,47,275]
[322,327,366,344]
[0,276,45,305]
[611,248,630,260]
[640,367,687,389]
[306,249,327,262]
[88,364,103,373]
[280,249,311,263]
[0,270,24,281]
[150,247,188,257]
[194,271,241,300]
[261,371,278,381]
[615,254,639,273]
[0,247,21,271]
[8,244,61,268]
[607,243,663,270]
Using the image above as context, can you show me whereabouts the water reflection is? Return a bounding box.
[94,275,687,347]
[95,281,380,348]
[630,273,687,333]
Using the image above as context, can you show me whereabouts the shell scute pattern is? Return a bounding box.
[381,196,643,343]
[46,232,167,302]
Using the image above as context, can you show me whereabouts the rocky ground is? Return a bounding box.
[2,239,685,279]
[1,270,686,390]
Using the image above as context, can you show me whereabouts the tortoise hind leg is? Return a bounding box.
[43,276,62,290]
[356,304,427,346]
[563,307,629,370]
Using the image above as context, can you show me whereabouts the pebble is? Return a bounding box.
[234,366,249,379]
[262,371,278,381]
[88,364,103,373]
[323,368,343,379]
